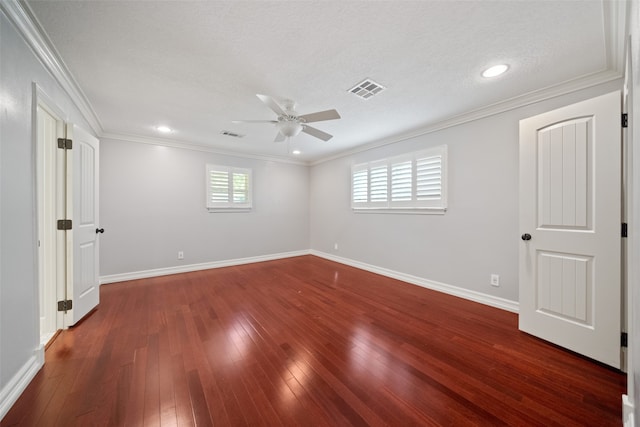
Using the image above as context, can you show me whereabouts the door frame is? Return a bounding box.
[33,84,67,345]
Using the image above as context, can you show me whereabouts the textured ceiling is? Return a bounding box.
[25,0,622,163]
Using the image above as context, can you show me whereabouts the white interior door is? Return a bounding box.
[65,124,100,326]
[519,91,622,368]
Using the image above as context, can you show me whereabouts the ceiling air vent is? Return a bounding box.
[220,130,244,138]
[348,79,386,100]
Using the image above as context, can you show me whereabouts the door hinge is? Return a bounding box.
[622,113,628,128]
[57,219,72,230]
[621,332,628,348]
[57,300,73,312]
[57,138,72,149]
[622,222,628,238]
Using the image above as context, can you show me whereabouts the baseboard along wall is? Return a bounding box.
[0,346,44,421]
[100,249,519,313]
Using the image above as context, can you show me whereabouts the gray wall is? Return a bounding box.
[99,138,310,276]
[309,80,622,304]
[0,10,94,396]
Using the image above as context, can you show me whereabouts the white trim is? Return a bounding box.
[311,70,621,166]
[0,0,626,168]
[353,207,446,215]
[623,394,635,427]
[0,346,44,421]
[0,0,102,135]
[101,249,519,312]
[33,84,66,349]
[101,132,307,166]
[207,208,252,213]
[310,250,519,313]
[101,250,518,313]
[603,0,627,74]
[310,249,519,313]
[34,84,67,122]
[99,250,311,284]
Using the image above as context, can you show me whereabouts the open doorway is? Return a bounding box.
[35,85,102,346]
[35,97,66,347]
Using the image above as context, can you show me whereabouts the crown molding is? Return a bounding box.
[311,69,622,166]
[101,131,308,166]
[312,1,628,166]
[0,0,103,135]
[2,0,626,168]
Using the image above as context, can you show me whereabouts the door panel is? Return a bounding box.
[65,124,100,326]
[538,119,591,229]
[519,91,621,368]
[536,251,591,324]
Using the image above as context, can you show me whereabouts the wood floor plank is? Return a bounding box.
[169,354,195,427]
[1,255,626,426]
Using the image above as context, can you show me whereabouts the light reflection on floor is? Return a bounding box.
[349,324,411,392]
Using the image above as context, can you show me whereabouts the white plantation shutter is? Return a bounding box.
[232,172,249,203]
[351,145,447,212]
[352,166,368,204]
[416,155,442,201]
[209,170,230,203]
[369,163,388,203]
[206,165,252,210]
[391,160,412,202]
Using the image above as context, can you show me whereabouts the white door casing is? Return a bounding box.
[64,124,100,326]
[36,104,64,344]
[519,91,622,369]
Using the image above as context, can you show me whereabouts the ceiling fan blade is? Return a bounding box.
[298,109,341,123]
[256,94,285,116]
[274,131,286,143]
[302,125,333,141]
[231,120,278,124]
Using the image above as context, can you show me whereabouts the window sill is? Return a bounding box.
[352,207,446,215]
[207,207,252,213]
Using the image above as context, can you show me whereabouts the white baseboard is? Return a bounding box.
[623,394,635,427]
[0,346,44,420]
[310,250,519,313]
[100,250,311,284]
[100,249,518,312]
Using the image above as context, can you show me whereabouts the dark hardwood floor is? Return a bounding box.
[2,255,625,426]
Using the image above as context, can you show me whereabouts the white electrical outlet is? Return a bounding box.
[490,274,500,287]
[178,251,184,260]
[334,243,339,250]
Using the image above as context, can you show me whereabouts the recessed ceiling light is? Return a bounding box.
[156,125,173,133]
[482,64,509,78]
[292,150,301,155]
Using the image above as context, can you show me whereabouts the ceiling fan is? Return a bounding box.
[233,94,341,142]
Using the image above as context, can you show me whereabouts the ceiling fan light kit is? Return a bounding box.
[278,120,303,138]
[234,94,341,143]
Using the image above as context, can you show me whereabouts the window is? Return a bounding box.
[206,165,252,211]
[351,145,447,213]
